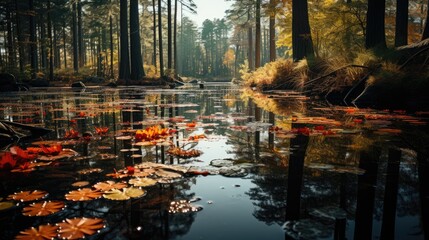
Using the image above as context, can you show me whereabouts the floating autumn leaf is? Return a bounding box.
[95,126,109,136]
[167,147,202,158]
[155,169,182,179]
[93,181,128,191]
[15,224,59,240]
[40,144,62,156]
[22,201,65,217]
[71,181,90,187]
[129,177,157,187]
[188,134,206,141]
[8,190,48,202]
[37,148,78,162]
[10,146,38,161]
[186,121,197,128]
[103,187,146,200]
[65,188,102,201]
[135,125,172,142]
[11,162,35,173]
[64,129,79,139]
[57,217,104,240]
[0,152,17,170]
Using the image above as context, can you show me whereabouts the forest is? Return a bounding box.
[0,0,428,105]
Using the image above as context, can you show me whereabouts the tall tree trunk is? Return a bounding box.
[395,0,408,47]
[255,0,261,68]
[110,15,114,78]
[119,0,130,82]
[248,11,254,71]
[167,0,172,71]
[173,0,178,76]
[40,14,47,71]
[63,19,67,69]
[16,0,25,73]
[130,0,145,80]
[77,0,84,67]
[422,0,429,39]
[152,0,157,72]
[72,2,79,73]
[53,24,60,69]
[365,0,386,49]
[29,0,38,79]
[158,0,164,76]
[7,9,15,69]
[47,0,53,82]
[292,0,314,61]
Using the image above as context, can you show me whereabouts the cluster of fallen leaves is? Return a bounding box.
[0,144,76,171]
[95,126,109,136]
[135,125,173,142]
[15,217,105,240]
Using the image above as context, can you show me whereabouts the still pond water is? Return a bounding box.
[0,83,428,240]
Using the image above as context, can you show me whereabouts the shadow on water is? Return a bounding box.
[0,84,428,239]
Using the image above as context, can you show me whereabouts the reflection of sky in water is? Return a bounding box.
[175,176,284,240]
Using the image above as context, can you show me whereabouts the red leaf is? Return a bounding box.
[0,152,17,170]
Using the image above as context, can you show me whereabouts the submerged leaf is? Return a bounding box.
[103,187,145,200]
[129,177,157,187]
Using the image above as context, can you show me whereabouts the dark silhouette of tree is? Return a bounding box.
[365,0,386,49]
[395,0,408,47]
[292,0,314,61]
[29,0,38,79]
[119,0,130,82]
[158,0,164,76]
[422,0,429,39]
[268,0,276,62]
[255,0,261,68]
[130,0,145,80]
[72,0,79,73]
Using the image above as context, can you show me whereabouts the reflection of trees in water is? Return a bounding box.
[247,166,288,225]
[246,128,424,238]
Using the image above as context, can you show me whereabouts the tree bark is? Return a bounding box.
[77,0,84,67]
[269,1,277,62]
[29,0,38,79]
[248,11,254,71]
[167,0,172,70]
[47,0,53,82]
[422,0,429,39]
[130,0,145,80]
[110,15,114,78]
[365,0,386,49]
[173,0,178,76]
[255,0,261,68]
[152,0,157,71]
[292,0,314,61]
[158,0,164,76]
[119,0,130,82]
[395,0,408,47]
[72,1,79,73]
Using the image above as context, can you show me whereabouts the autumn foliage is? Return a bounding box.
[135,125,173,142]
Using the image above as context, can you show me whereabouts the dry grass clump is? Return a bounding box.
[242,58,308,91]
